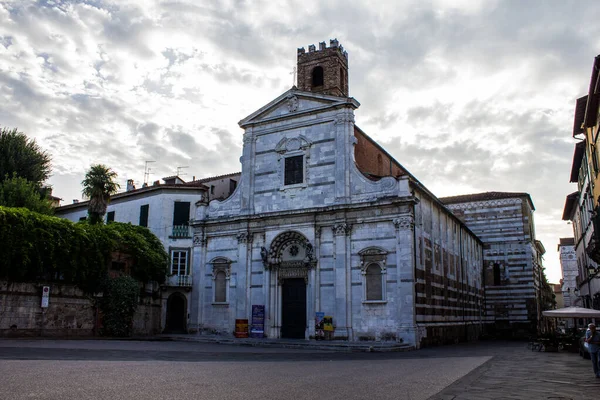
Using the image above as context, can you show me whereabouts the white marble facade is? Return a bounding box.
[189,89,483,347]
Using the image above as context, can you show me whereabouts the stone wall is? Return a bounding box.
[0,281,95,337]
[0,280,162,337]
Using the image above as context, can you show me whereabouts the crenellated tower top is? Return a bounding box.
[296,39,348,97]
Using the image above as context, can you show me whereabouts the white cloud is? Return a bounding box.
[2,0,598,283]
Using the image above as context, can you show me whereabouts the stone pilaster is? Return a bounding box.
[334,111,355,203]
[189,228,207,333]
[236,232,252,319]
[240,130,256,213]
[393,215,418,347]
[332,223,352,339]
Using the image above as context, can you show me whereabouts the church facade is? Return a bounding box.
[189,40,484,348]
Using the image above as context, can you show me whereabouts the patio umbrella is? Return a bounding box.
[542,307,600,318]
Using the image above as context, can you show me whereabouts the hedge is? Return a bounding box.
[0,206,168,293]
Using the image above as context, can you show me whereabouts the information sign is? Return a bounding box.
[41,286,50,308]
[250,305,265,338]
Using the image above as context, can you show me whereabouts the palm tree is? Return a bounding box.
[82,164,120,224]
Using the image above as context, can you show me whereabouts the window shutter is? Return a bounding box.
[173,202,190,226]
[139,204,149,227]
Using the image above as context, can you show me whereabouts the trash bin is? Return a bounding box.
[234,319,249,338]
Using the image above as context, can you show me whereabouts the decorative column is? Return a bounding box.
[394,215,418,347]
[333,223,352,339]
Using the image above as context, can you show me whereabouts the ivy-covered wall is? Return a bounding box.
[0,206,169,292]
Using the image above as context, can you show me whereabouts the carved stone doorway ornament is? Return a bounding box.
[261,231,316,283]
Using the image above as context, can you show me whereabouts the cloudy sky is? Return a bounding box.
[2,0,599,283]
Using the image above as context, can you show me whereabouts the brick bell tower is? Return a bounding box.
[297,39,349,97]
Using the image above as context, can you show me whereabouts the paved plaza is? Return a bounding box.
[0,338,597,399]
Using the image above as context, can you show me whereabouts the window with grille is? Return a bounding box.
[284,155,304,185]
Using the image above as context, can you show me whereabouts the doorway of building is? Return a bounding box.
[165,292,187,333]
[281,278,307,339]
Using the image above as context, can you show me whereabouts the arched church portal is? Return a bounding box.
[262,231,316,339]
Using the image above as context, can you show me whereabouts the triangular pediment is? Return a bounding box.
[238,87,359,128]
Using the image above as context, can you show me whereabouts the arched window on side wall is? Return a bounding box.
[211,257,231,304]
[215,271,227,303]
[365,264,383,300]
[312,66,324,87]
[359,247,388,303]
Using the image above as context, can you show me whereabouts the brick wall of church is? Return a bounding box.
[354,127,406,178]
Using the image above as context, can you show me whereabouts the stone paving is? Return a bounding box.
[1,336,598,399]
[429,341,599,400]
[160,335,600,399]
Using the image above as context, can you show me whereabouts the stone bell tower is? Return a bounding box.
[297,39,349,97]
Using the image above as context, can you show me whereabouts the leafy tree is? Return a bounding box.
[82,164,120,224]
[0,174,54,215]
[0,127,51,184]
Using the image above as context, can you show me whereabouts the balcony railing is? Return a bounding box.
[171,224,190,238]
[165,274,192,287]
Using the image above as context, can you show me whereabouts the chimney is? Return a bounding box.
[73,199,79,204]
[126,179,136,192]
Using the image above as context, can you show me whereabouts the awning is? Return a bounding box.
[542,307,600,318]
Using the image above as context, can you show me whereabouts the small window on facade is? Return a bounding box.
[215,271,226,303]
[210,185,215,195]
[229,179,237,193]
[493,263,501,286]
[284,155,304,185]
[171,250,188,276]
[106,211,115,223]
[366,264,383,301]
[139,204,149,227]
[79,216,87,221]
[312,66,324,87]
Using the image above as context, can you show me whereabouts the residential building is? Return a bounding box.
[55,173,240,333]
[573,55,600,265]
[563,123,600,309]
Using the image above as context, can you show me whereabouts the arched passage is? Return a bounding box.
[165,292,187,333]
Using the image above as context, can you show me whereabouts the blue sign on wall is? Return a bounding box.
[250,305,265,338]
